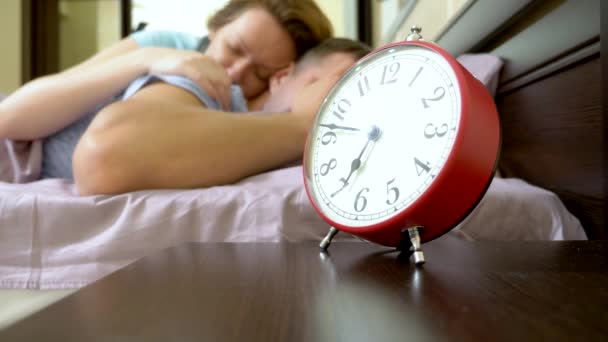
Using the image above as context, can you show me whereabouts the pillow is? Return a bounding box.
[452,177,587,241]
[456,53,503,97]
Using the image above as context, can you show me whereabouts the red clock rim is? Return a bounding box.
[302,40,492,239]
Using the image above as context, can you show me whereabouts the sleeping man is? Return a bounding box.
[72,38,371,195]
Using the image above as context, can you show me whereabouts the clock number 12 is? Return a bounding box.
[358,61,402,97]
[381,62,401,85]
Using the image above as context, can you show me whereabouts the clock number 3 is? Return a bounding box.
[421,87,445,108]
[320,159,337,176]
[424,123,449,139]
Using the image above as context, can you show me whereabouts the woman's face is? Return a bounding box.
[206,7,297,99]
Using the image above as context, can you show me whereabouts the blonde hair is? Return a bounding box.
[208,0,334,59]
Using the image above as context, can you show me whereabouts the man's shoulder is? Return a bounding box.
[123,75,248,112]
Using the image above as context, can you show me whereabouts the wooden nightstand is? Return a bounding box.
[2,235,607,341]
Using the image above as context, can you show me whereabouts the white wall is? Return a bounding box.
[0,0,22,94]
[58,0,123,70]
[132,0,227,36]
[59,1,99,70]
[97,1,122,51]
[131,0,354,39]
[375,0,471,46]
[315,0,345,37]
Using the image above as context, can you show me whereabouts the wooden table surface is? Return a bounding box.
[2,236,607,341]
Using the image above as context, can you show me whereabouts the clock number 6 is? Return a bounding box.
[421,87,445,108]
[386,178,400,205]
[354,188,369,212]
[424,123,449,139]
[320,158,337,176]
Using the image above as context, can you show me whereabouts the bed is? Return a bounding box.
[0,0,602,328]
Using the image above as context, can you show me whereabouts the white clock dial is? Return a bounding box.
[305,45,461,227]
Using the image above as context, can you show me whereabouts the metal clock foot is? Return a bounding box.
[320,227,339,251]
[407,226,425,266]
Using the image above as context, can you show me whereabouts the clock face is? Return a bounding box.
[304,44,462,228]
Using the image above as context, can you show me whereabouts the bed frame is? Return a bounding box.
[436,0,604,239]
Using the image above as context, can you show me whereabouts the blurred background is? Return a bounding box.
[0,0,470,95]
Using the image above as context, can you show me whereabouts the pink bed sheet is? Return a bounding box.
[0,162,587,289]
[0,139,42,184]
[0,164,352,289]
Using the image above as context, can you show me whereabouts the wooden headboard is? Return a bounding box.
[438,0,604,239]
[496,53,602,239]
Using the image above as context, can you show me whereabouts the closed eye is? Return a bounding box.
[228,43,243,56]
[254,69,272,82]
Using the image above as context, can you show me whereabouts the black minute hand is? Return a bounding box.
[320,123,360,132]
[331,125,381,198]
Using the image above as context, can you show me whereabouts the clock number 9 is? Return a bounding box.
[320,158,337,176]
[321,132,337,145]
[421,87,446,108]
[354,188,370,212]
[386,178,400,205]
[424,123,449,139]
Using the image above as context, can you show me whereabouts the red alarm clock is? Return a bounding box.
[302,26,500,264]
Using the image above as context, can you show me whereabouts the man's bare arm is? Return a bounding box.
[73,83,311,195]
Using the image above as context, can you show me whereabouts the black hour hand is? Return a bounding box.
[331,158,362,197]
